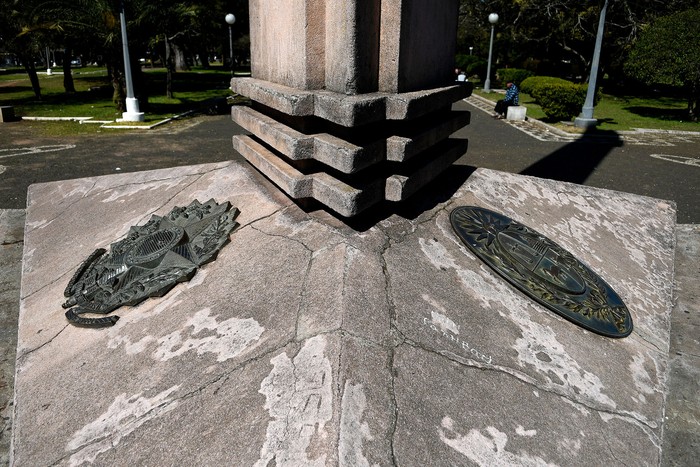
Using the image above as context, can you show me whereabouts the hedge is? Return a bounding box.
[520,76,600,121]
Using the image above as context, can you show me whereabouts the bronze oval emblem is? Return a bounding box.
[450,206,632,338]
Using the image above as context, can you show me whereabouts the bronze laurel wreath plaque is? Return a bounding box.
[63,199,240,328]
[450,206,632,338]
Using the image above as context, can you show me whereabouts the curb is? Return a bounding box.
[468,92,700,138]
[15,96,237,131]
[467,93,573,137]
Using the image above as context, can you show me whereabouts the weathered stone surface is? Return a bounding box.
[232,106,385,173]
[232,105,470,175]
[12,165,677,465]
[233,131,467,216]
[232,135,383,217]
[379,0,459,93]
[324,0,381,94]
[231,106,315,161]
[392,344,660,465]
[249,0,325,90]
[234,1,471,215]
[0,209,24,466]
[385,139,467,201]
[248,0,457,96]
[231,78,471,127]
[662,224,700,466]
[230,79,316,117]
[387,110,470,162]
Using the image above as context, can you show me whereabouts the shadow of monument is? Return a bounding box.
[303,161,477,232]
[520,127,623,184]
[344,163,478,231]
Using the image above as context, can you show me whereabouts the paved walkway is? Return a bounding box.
[466,94,700,146]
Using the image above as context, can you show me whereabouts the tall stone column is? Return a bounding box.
[232,0,471,217]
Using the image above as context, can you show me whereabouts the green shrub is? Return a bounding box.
[520,76,568,97]
[496,68,533,86]
[520,76,599,121]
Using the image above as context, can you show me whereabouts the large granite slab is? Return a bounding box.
[12,163,676,465]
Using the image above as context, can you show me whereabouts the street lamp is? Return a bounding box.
[119,0,144,122]
[574,0,609,128]
[484,13,499,92]
[225,13,236,76]
[469,46,473,55]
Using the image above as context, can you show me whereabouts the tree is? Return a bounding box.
[1,0,46,98]
[457,0,699,82]
[625,9,700,121]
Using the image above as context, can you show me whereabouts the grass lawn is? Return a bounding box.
[0,66,243,135]
[473,88,699,133]
[3,67,698,135]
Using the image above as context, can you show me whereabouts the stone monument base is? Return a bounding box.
[12,162,676,465]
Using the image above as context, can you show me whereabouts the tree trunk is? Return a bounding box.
[688,81,699,122]
[165,35,174,99]
[198,47,210,69]
[62,46,76,93]
[173,43,189,72]
[21,58,42,100]
[107,61,126,113]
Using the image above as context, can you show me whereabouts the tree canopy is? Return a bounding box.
[0,0,249,107]
[1,0,698,113]
[624,9,700,120]
[457,0,699,82]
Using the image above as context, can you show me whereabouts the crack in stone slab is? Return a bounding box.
[60,385,182,466]
[295,245,316,341]
[249,223,314,254]
[53,334,305,467]
[0,238,23,246]
[16,324,69,360]
[633,329,669,355]
[387,345,400,467]
[401,340,661,435]
[25,180,97,236]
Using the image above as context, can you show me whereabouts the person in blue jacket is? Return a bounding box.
[494,82,519,119]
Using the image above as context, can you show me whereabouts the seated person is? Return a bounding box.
[494,82,519,118]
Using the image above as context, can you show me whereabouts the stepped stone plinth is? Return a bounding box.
[231,0,470,216]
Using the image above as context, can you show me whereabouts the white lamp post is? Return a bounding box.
[119,0,144,122]
[46,47,52,75]
[469,46,473,55]
[484,13,499,92]
[225,13,236,76]
[574,0,609,128]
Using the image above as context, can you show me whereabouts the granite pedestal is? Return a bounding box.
[12,162,676,465]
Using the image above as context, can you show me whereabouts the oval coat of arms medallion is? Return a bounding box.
[450,206,632,338]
